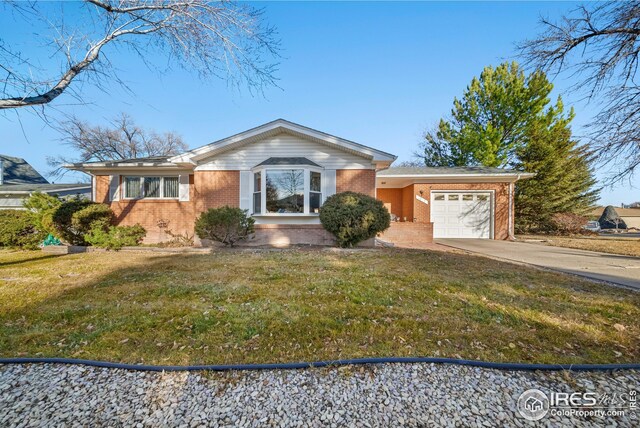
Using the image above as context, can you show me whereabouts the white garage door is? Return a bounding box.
[431,192,492,239]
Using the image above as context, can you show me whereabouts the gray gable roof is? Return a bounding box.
[378,166,527,176]
[256,157,321,167]
[0,155,49,185]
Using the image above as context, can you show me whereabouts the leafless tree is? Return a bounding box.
[519,2,640,182]
[48,112,188,176]
[276,169,304,198]
[0,0,279,111]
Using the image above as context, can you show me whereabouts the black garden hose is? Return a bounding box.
[1,356,639,372]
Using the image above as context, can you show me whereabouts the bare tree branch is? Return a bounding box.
[0,0,280,110]
[47,112,189,177]
[519,1,640,181]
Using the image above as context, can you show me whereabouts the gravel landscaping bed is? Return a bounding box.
[0,363,638,427]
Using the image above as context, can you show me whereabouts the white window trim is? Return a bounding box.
[123,175,181,200]
[250,165,324,216]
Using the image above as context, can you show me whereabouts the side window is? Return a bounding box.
[310,171,322,213]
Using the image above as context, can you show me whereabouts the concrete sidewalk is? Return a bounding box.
[436,239,640,289]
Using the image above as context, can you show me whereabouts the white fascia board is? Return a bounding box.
[378,173,535,180]
[169,119,397,164]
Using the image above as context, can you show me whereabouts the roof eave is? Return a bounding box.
[64,162,186,171]
[378,172,535,179]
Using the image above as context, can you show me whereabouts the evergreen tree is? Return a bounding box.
[419,62,553,167]
[514,100,599,232]
[416,61,599,233]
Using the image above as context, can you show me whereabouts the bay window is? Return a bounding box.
[123,176,179,199]
[252,167,322,215]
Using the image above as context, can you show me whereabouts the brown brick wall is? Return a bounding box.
[202,224,374,247]
[94,171,241,243]
[378,222,433,245]
[95,175,196,243]
[376,182,512,240]
[95,175,110,204]
[376,188,403,219]
[194,170,240,211]
[401,185,414,222]
[336,169,375,197]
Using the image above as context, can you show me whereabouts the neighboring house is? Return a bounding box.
[591,206,640,229]
[0,155,91,210]
[66,119,533,246]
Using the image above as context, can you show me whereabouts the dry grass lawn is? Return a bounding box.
[519,235,640,258]
[1,248,638,365]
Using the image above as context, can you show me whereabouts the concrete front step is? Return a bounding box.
[379,222,434,246]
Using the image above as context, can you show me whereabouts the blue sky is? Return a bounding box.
[1,1,637,205]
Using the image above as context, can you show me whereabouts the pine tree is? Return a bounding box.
[416,61,600,233]
[418,62,553,167]
[514,99,599,232]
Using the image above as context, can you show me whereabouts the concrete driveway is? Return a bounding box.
[436,239,640,289]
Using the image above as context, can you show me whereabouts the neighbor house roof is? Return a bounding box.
[0,155,48,185]
[168,119,397,167]
[256,157,321,167]
[0,183,91,195]
[378,166,535,178]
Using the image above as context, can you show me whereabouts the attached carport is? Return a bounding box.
[375,167,534,243]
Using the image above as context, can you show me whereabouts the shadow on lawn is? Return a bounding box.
[0,248,638,365]
[0,253,64,268]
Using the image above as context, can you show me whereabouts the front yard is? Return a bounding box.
[0,248,638,365]
[518,234,640,257]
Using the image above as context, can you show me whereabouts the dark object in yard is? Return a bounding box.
[598,206,628,230]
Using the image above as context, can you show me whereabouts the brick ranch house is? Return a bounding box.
[66,119,533,246]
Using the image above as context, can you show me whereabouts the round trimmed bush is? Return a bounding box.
[319,191,390,247]
[72,203,114,233]
[52,199,113,245]
[195,206,255,246]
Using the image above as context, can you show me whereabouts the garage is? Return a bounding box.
[431,192,492,239]
[375,166,534,243]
